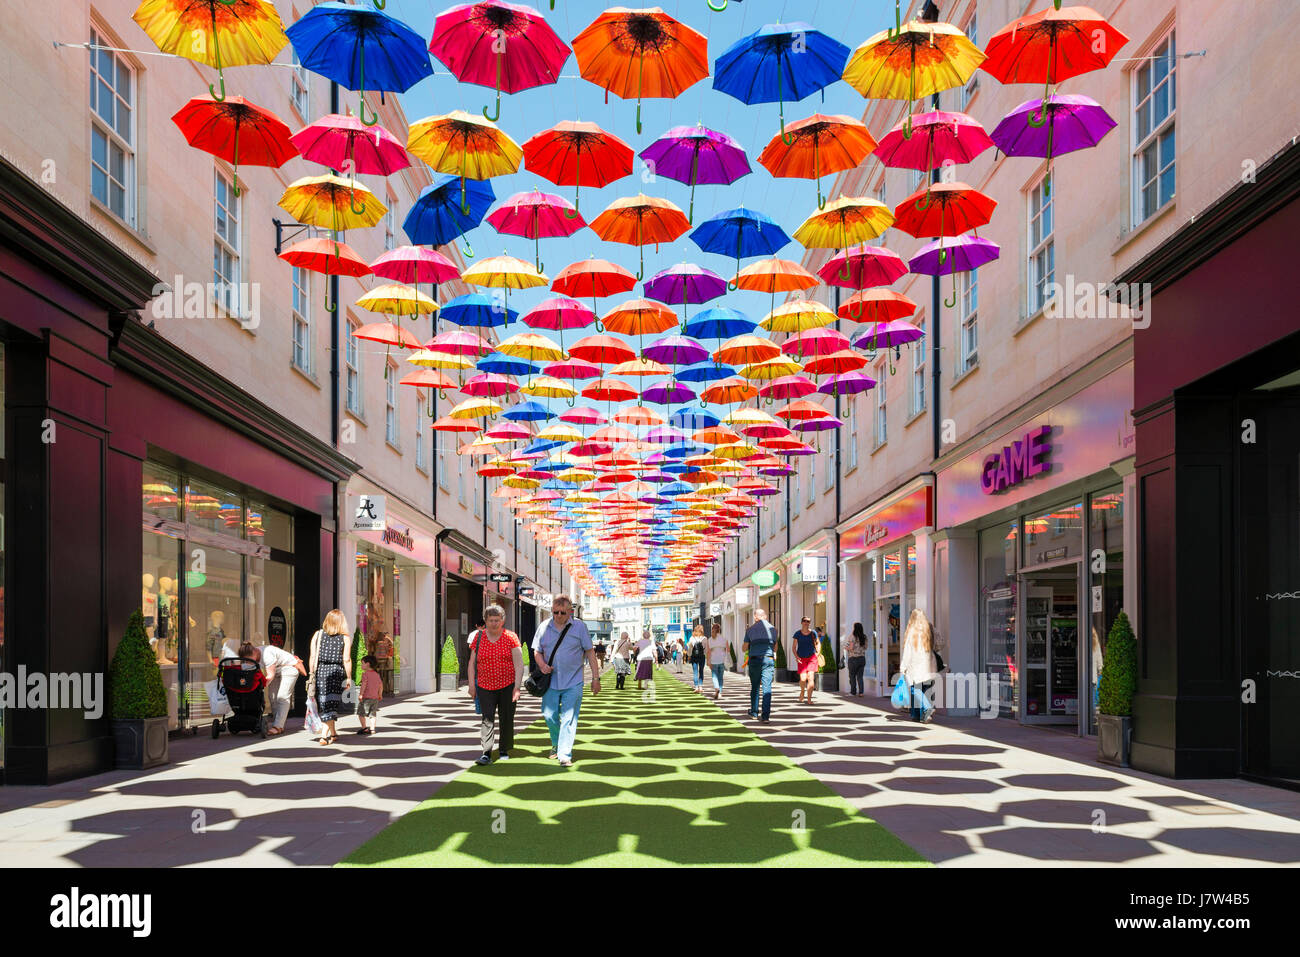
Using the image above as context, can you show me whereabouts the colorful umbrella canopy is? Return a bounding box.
[715,334,780,366]
[403,175,495,256]
[441,291,518,327]
[278,237,370,279]
[133,0,287,101]
[909,234,1001,308]
[571,7,710,134]
[407,111,523,214]
[497,331,566,362]
[682,307,755,340]
[369,246,460,286]
[713,23,851,142]
[354,321,422,348]
[893,182,996,239]
[781,327,851,359]
[802,349,867,376]
[429,0,570,122]
[838,288,917,324]
[820,243,908,291]
[639,125,750,223]
[172,96,295,193]
[290,114,410,207]
[461,253,549,289]
[523,121,634,217]
[642,263,727,325]
[760,300,837,333]
[589,194,691,280]
[356,284,438,317]
[853,319,925,350]
[759,375,818,400]
[817,370,877,396]
[521,296,594,352]
[602,298,677,337]
[642,334,708,366]
[461,372,520,397]
[278,174,386,230]
[569,334,637,366]
[287,3,433,124]
[758,113,878,209]
[990,94,1117,171]
[794,196,893,249]
[551,257,637,315]
[841,15,984,135]
[689,207,791,285]
[487,188,586,270]
[874,109,993,172]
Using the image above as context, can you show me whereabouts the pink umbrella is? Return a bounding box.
[487,188,586,271]
[561,406,606,425]
[545,358,602,380]
[873,110,993,172]
[759,374,817,400]
[290,114,410,215]
[819,244,908,290]
[462,372,520,397]
[370,245,460,308]
[522,296,597,352]
[781,327,852,359]
[426,329,494,356]
[483,420,533,441]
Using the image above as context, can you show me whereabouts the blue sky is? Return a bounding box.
[385,0,898,328]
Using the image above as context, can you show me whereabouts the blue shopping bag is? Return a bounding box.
[911,685,934,719]
[890,676,911,710]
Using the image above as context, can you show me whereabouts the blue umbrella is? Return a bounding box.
[669,407,720,430]
[712,23,850,144]
[441,291,517,328]
[403,175,495,257]
[682,307,755,340]
[689,207,791,287]
[501,399,553,422]
[287,3,433,126]
[675,360,736,384]
[478,352,539,376]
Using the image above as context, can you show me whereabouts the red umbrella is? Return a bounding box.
[522,296,597,338]
[290,113,410,175]
[838,289,918,324]
[569,334,637,365]
[487,188,586,270]
[523,121,634,217]
[582,378,638,402]
[552,257,637,303]
[172,95,296,195]
[803,349,868,376]
[370,246,460,284]
[279,238,371,277]
[893,182,996,238]
[758,375,817,400]
[873,110,993,172]
[819,243,908,293]
[781,328,851,359]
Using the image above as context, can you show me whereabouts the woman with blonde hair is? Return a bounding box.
[899,608,939,722]
[308,609,353,745]
[688,625,707,691]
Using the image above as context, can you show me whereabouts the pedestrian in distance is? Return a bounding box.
[613,630,633,690]
[794,616,821,704]
[254,640,306,735]
[742,608,778,722]
[307,609,353,746]
[689,625,707,691]
[846,622,868,697]
[357,655,382,734]
[469,604,524,764]
[899,608,940,723]
[373,630,395,697]
[532,595,600,767]
[706,621,728,700]
[634,628,656,690]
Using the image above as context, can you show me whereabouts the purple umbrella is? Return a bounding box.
[642,381,696,406]
[910,235,1001,309]
[793,417,844,433]
[854,320,925,351]
[641,470,673,483]
[818,370,877,396]
[991,94,1117,166]
[642,334,710,366]
[639,125,751,223]
[644,263,728,328]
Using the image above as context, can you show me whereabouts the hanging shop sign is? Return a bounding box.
[489,573,513,583]
[709,602,722,616]
[799,555,828,582]
[267,606,286,648]
[351,494,386,531]
[517,583,536,601]
[751,569,779,589]
[735,587,754,606]
[981,425,1052,495]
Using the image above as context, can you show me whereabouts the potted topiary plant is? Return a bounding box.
[439,636,459,693]
[816,635,839,692]
[1097,611,1138,767]
[775,633,795,683]
[109,609,170,769]
[728,641,738,674]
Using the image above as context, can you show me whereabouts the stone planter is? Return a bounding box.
[439,673,458,693]
[1097,713,1132,767]
[775,668,797,683]
[112,716,170,770]
[816,673,839,693]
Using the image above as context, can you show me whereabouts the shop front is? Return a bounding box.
[345,483,440,695]
[936,358,1134,733]
[438,532,494,682]
[839,479,935,696]
[515,579,540,660]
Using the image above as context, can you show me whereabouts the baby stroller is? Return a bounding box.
[212,657,269,739]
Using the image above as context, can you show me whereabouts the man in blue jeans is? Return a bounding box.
[533,595,600,766]
[742,608,777,722]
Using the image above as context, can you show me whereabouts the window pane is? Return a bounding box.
[1023,500,1083,565]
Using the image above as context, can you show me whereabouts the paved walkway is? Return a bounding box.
[0,670,1297,866]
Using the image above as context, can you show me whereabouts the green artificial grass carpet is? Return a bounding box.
[342,668,927,867]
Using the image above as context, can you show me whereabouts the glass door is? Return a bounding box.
[1019,564,1081,724]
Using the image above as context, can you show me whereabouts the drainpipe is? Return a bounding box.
[834,284,843,664]
[930,89,942,463]
[329,79,341,611]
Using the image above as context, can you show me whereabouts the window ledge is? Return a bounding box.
[871,439,887,456]
[345,407,367,426]
[1014,305,1048,337]
[1111,198,1178,257]
[386,438,402,454]
[89,196,155,254]
[951,362,979,389]
[211,299,258,335]
[290,360,320,389]
[904,408,927,428]
[416,463,431,477]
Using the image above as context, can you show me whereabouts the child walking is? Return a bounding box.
[358,655,382,734]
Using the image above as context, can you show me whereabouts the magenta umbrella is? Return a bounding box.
[461,372,520,397]
[759,375,817,400]
[544,358,602,380]
[817,370,877,396]
[521,296,596,351]
[909,235,1001,308]
[781,327,851,359]
[560,405,606,425]
[819,244,908,290]
[853,319,925,352]
[873,110,994,172]
[639,124,751,224]
[487,188,586,271]
[429,1,570,122]
[643,263,727,329]
[290,114,410,215]
[991,94,1117,172]
[370,245,460,314]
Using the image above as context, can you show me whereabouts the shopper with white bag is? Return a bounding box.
[257,643,306,736]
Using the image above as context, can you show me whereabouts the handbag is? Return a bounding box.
[524,622,573,697]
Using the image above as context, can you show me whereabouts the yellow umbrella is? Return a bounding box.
[761,300,837,333]
[522,376,579,399]
[497,332,566,362]
[724,408,779,428]
[713,441,761,460]
[795,196,893,250]
[556,468,598,483]
[408,349,475,370]
[407,111,523,213]
[356,283,438,317]
[740,356,803,380]
[448,396,503,419]
[610,358,670,378]
[278,174,385,230]
[537,422,583,442]
[461,254,549,290]
[505,475,543,490]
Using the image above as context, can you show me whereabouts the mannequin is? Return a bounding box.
[207,609,231,668]
[142,573,157,639]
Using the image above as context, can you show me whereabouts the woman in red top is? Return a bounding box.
[467,604,524,765]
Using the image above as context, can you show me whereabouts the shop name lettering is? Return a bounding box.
[864,524,890,545]
[382,527,414,551]
[981,426,1052,495]
[0,668,103,719]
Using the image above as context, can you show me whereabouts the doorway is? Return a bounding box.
[1019,564,1081,725]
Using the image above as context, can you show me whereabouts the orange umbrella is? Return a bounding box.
[590,194,690,279]
[838,288,918,324]
[571,7,710,135]
[733,257,820,313]
[700,377,758,405]
[758,114,878,210]
[714,334,780,366]
[601,298,677,336]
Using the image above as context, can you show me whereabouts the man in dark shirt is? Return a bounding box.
[742,609,777,722]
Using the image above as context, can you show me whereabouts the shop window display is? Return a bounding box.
[1087,487,1124,733]
[980,520,1019,716]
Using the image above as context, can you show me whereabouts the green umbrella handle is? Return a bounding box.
[230,122,241,196]
[778,68,796,147]
[207,8,228,102]
[461,175,472,216]
[1028,45,1056,128]
[483,51,502,122]
[565,393,576,408]
[209,73,227,103]
[887,0,902,41]
[374,0,386,8]
[349,174,366,216]
[462,237,474,259]
[358,45,379,127]
[708,0,728,10]
[945,275,959,309]
[848,296,864,321]
[535,233,544,274]
[324,285,337,313]
[815,138,826,210]
[636,51,645,135]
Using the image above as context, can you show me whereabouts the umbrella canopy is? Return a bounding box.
[402,174,495,254]
[590,194,691,279]
[759,375,818,400]
[503,399,554,421]
[908,235,1001,276]
[461,372,520,397]
[478,352,538,375]
[893,182,996,238]
[522,297,597,332]
[172,96,295,192]
[486,188,586,270]
[461,254,549,289]
[838,288,918,324]
[689,207,791,281]
[278,173,385,230]
[817,370,877,396]
[286,2,432,123]
[713,22,851,142]
[569,334,638,365]
[874,109,993,172]
[642,380,695,405]
[497,332,566,362]
[853,320,925,350]
[602,298,678,336]
[715,334,780,366]
[571,6,710,134]
[441,291,518,327]
[642,263,727,317]
[802,349,868,376]
[980,5,1128,88]
[279,238,370,278]
[407,111,523,214]
[426,329,493,356]
[429,0,570,121]
[758,113,878,209]
[552,257,637,304]
[639,124,750,223]
[676,361,737,384]
[399,368,457,391]
[134,0,287,101]
[760,299,837,333]
[733,258,819,294]
[642,334,708,366]
[819,243,908,290]
[369,246,460,285]
[794,196,893,249]
[290,113,409,176]
[682,307,756,340]
[354,321,422,348]
[583,378,638,402]
[523,121,634,216]
[990,93,1117,169]
[739,356,803,380]
[781,327,851,358]
[356,283,438,317]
